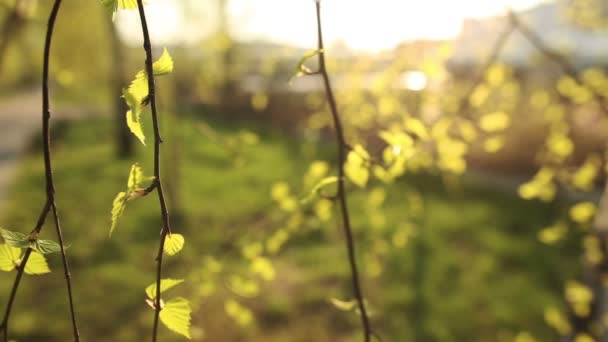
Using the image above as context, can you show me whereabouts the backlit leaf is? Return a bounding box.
[100,0,141,20]
[128,71,149,103]
[31,239,62,254]
[0,228,30,249]
[153,48,174,76]
[344,145,370,188]
[250,256,275,281]
[0,244,20,272]
[123,89,146,145]
[538,222,567,245]
[329,298,357,311]
[159,297,192,339]
[565,280,593,317]
[301,176,338,204]
[24,251,51,275]
[126,49,173,106]
[544,307,571,335]
[569,202,596,224]
[164,233,185,256]
[224,299,253,327]
[127,163,145,190]
[110,191,128,236]
[575,334,595,342]
[480,111,510,132]
[228,275,259,297]
[403,117,429,139]
[289,49,322,82]
[145,278,185,300]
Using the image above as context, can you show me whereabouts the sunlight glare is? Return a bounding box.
[401,71,428,91]
[116,0,547,51]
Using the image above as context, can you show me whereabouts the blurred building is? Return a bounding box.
[449,1,608,69]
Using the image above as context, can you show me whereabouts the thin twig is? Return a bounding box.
[0,1,80,341]
[313,1,372,341]
[134,2,173,341]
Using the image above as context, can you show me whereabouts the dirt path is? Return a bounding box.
[0,90,97,209]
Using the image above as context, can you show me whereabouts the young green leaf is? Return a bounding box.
[0,244,20,272]
[145,278,185,300]
[0,228,30,248]
[100,0,142,20]
[24,251,51,275]
[344,145,370,188]
[301,176,339,204]
[329,298,357,311]
[126,49,174,104]
[110,191,128,236]
[128,71,149,102]
[164,233,185,256]
[159,297,192,339]
[153,48,174,76]
[31,239,62,254]
[250,256,275,281]
[289,49,322,82]
[123,88,146,145]
[127,163,145,190]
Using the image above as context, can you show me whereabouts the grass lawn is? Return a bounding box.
[0,113,581,341]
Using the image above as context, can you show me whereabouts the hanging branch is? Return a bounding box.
[455,20,515,118]
[508,10,608,116]
[0,0,80,341]
[311,1,373,340]
[505,9,608,340]
[134,1,173,341]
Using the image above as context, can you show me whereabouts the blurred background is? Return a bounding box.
[1,0,608,340]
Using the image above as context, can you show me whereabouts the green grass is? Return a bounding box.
[0,114,581,341]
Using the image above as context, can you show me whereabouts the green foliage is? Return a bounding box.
[30,239,63,254]
[152,49,175,76]
[224,299,253,327]
[110,163,152,236]
[123,89,146,145]
[110,191,128,236]
[123,48,174,145]
[145,279,191,339]
[1,228,63,254]
[2,117,581,340]
[24,251,52,275]
[344,144,370,188]
[329,298,357,311]
[145,278,184,300]
[300,176,338,204]
[289,49,322,82]
[164,233,185,256]
[0,244,50,275]
[0,228,30,248]
[0,244,20,271]
[250,256,275,281]
[100,0,141,19]
[159,298,192,339]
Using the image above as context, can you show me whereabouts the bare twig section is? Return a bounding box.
[311,1,373,341]
[134,1,173,341]
[0,1,80,341]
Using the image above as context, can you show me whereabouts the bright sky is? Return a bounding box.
[116,0,549,51]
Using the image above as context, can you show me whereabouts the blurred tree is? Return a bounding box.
[105,14,133,158]
[217,0,234,107]
[565,0,608,29]
[0,0,36,76]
